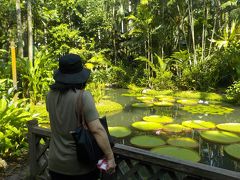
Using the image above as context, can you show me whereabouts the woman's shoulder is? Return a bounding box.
[83,90,93,99]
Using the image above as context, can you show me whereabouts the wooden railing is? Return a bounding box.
[27,120,240,180]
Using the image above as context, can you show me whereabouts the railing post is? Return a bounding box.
[27,120,39,180]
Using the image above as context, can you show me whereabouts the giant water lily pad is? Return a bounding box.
[163,124,192,133]
[156,96,175,102]
[108,126,131,138]
[177,99,198,105]
[132,121,163,131]
[216,123,240,134]
[182,120,215,130]
[224,144,240,160]
[143,115,174,124]
[181,104,234,115]
[200,130,240,144]
[154,101,174,107]
[137,96,154,101]
[150,146,201,162]
[121,93,142,97]
[132,103,153,108]
[167,137,199,148]
[130,135,165,148]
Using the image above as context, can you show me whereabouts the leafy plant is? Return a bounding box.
[0,94,36,157]
[86,82,105,103]
[134,54,174,89]
[18,50,56,104]
[226,81,240,104]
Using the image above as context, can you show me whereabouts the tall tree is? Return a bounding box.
[27,0,33,66]
[16,0,23,58]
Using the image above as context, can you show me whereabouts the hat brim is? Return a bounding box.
[54,68,90,84]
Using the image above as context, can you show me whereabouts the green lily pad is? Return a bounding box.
[200,130,240,144]
[163,124,192,133]
[137,96,154,101]
[182,120,215,130]
[181,104,234,115]
[132,103,153,108]
[130,135,166,148]
[177,99,198,105]
[150,146,201,162]
[143,115,174,124]
[224,143,240,160]
[154,101,174,107]
[216,123,240,134]
[132,121,163,131]
[156,96,175,102]
[108,126,131,138]
[121,93,142,97]
[167,137,199,148]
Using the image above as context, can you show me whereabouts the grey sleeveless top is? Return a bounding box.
[46,89,99,175]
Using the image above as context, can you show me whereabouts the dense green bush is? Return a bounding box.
[226,81,240,104]
[0,97,34,157]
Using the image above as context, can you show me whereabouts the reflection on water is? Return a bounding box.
[104,88,240,172]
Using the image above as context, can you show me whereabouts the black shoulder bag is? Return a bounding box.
[70,90,114,163]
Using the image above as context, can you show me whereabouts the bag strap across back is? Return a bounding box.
[76,90,87,129]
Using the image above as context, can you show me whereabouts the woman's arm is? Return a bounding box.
[88,119,116,172]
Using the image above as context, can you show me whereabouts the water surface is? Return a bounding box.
[104,88,240,172]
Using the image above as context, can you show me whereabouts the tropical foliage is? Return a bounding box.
[0,0,240,161]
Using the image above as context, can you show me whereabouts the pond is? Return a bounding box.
[104,88,240,172]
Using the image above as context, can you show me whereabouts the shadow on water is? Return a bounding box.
[104,88,240,172]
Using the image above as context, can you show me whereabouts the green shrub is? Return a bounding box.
[226,81,240,104]
[0,96,36,157]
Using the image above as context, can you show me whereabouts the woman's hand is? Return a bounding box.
[106,156,116,174]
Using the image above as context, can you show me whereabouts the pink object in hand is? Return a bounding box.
[97,158,108,171]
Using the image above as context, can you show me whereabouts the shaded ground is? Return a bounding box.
[0,152,29,180]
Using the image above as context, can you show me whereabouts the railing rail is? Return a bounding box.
[27,120,240,180]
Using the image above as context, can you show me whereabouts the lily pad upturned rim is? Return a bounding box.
[177,99,198,105]
[143,115,174,124]
[163,124,192,133]
[131,121,163,131]
[150,146,201,162]
[167,137,199,148]
[131,102,154,108]
[153,101,174,107]
[108,126,132,138]
[136,96,154,101]
[224,143,240,160]
[216,123,240,134]
[182,120,216,130]
[200,130,240,145]
[130,135,166,148]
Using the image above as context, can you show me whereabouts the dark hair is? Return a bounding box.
[50,82,87,92]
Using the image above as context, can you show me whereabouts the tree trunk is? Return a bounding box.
[27,0,33,67]
[187,0,197,65]
[112,0,117,65]
[201,0,208,61]
[16,0,23,58]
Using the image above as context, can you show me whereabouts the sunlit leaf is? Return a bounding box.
[132,121,163,131]
[224,143,240,160]
[200,130,240,144]
[216,123,240,134]
[130,135,165,148]
[143,115,174,124]
[108,126,131,138]
[151,146,201,162]
[167,137,199,148]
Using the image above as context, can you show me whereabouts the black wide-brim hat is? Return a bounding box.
[53,54,90,84]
